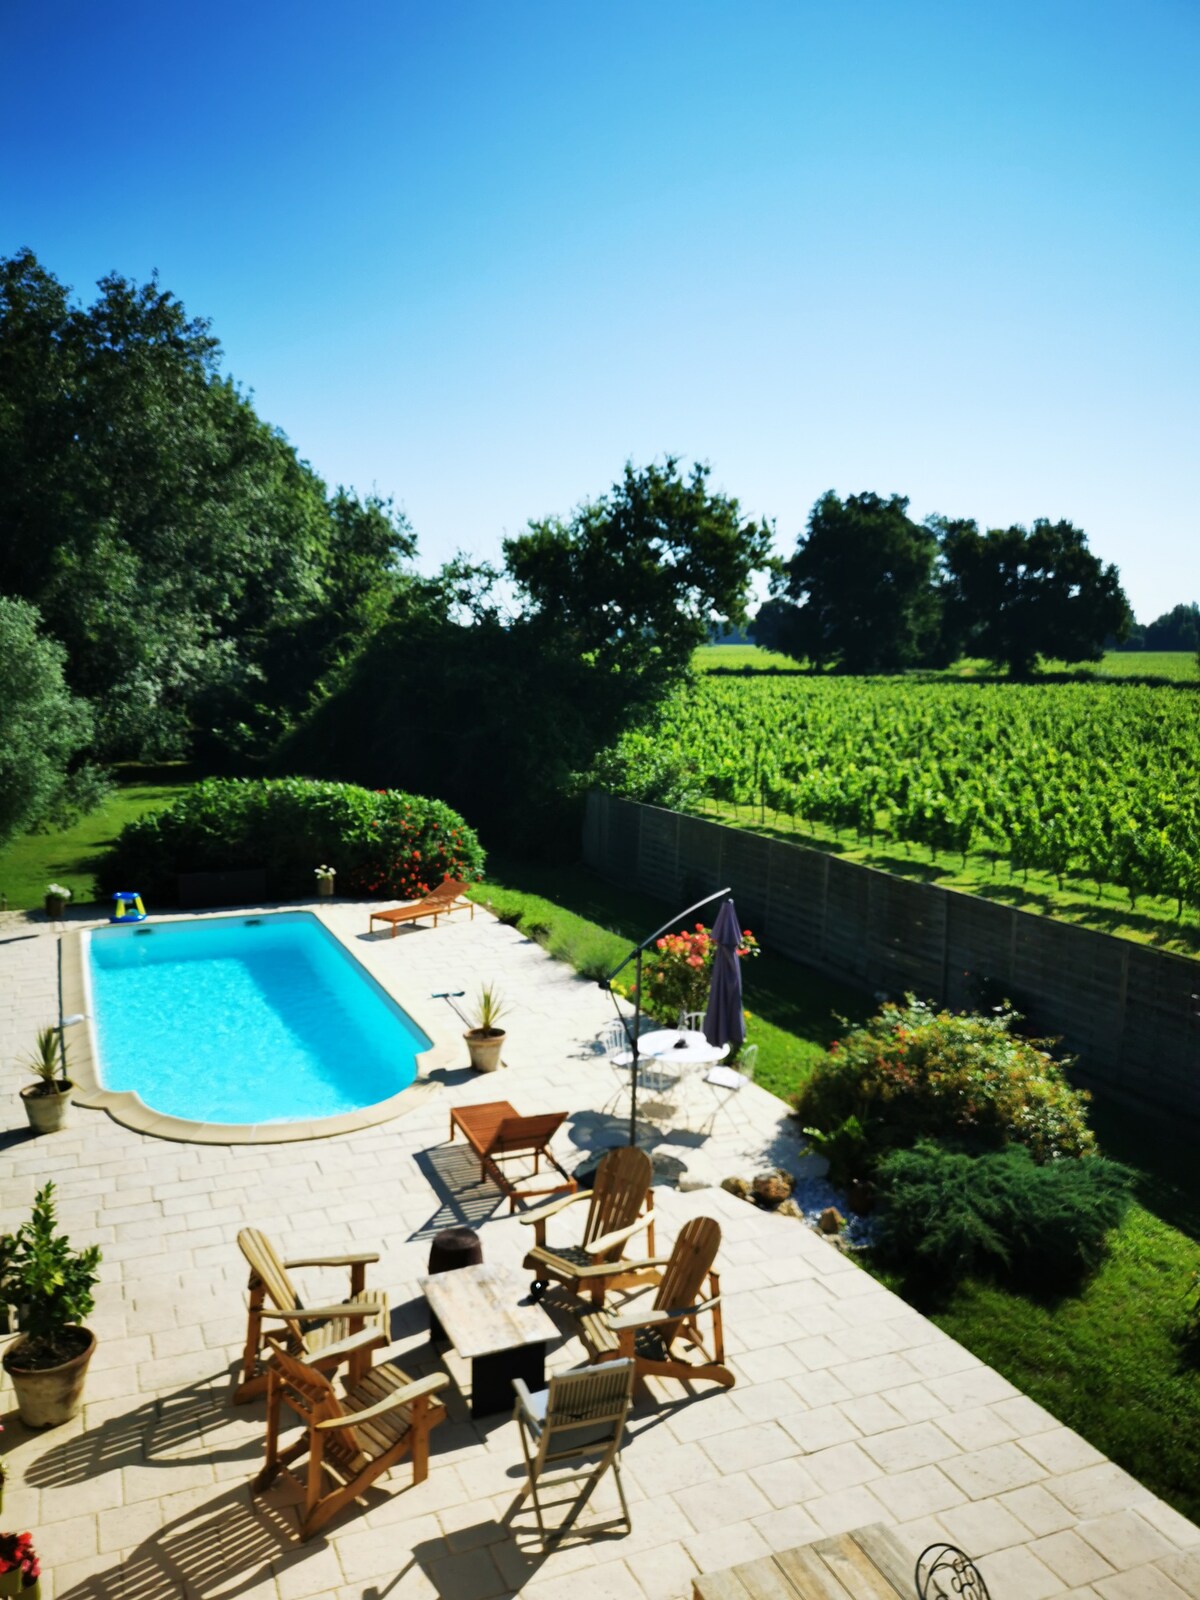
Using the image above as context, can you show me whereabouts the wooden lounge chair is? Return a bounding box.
[580,1215,734,1392]
[255,1340,448,1540]
[449,1101,576,1214]
[368,875,474,937]
[233,1227,389,1404]
[520,1145,656,1306]
[511,1359,635,1547]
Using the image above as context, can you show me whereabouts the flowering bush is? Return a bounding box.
[794,995,1096,1174]
[634,922,759,1024]
[101,779,485,904]
[0,1531,40,1588]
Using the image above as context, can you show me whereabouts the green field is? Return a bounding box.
[695,643,1200,681]
[0,767,192,911]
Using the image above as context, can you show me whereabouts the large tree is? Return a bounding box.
[0,596,100,849]
[767,491,941,671]
[279,458,772,847]
[938,518,1130,676]
[0,249,410,760]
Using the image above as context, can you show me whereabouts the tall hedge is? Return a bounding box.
[99,778,485,904]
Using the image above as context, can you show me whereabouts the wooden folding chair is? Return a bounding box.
[255,1340,448,1540]
[520,1145,656,1306]
[580,1216,734,1392]
[511,1359,635,1547]
[233,1227,389,1404]
[449,1101,576,1213]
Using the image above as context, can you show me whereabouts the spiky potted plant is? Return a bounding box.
[1,1183,102,1428]
[464,984,508,1072]
[19,1027,74,1135]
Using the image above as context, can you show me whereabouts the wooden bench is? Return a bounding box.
[693,1523,911,1600]
[449,1101,576,1213]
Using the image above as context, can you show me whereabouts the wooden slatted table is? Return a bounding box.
[419,1262,558,1419]
[693,1522,911,1600]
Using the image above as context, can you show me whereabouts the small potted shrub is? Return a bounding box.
[1,1183,102,1428]
[464,984,508,1072]
[314,864,336,899]
[43,883,70,919]
[19,1028,74,1136]
[0,1531,41,1597]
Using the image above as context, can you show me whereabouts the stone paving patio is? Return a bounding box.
[2,899,1199,1600]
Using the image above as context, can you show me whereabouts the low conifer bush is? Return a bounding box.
[873,1140,1134,1289]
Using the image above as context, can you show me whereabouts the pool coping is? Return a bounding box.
[60,904,460,1144]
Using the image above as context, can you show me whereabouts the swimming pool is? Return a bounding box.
[84,912,432,1125]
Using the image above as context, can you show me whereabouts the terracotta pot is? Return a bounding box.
[464,1029,505,1072]
[316,878,334,898]
[20,1082,74,1135]
[3,1327,96,1428]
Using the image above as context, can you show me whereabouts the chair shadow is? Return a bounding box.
[55,1483,298,1599]
[20,1373,260,1488]
[408,1143,507,1241]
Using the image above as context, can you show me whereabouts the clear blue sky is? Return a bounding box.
[3,0,1197,621]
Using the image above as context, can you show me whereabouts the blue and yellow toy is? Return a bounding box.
[110,890,147,924]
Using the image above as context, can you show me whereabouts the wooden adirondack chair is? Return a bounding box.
[255,1340,448,1540]
[579,1215,734,1392]
[234,1227,389,1403]
[520,1145,655,1306]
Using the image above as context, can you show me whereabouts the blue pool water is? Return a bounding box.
[86,912,430,1123]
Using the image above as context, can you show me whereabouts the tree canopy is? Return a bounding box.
[939,518,1130,676]
[280,458,772,846]
[0,249,411,761]
[766,491,941,672]
[0,595,102,850]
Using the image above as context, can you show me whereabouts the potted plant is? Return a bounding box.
[0,1531,40,1597]
[314,864,336,899]
[1,1183,102,1429]
[464,984,508,1072]
[19,1027,74,1135]
[43,883,70,919]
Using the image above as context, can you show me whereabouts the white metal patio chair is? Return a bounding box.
[702,1043,758,1128]
[510,1359,635,1546]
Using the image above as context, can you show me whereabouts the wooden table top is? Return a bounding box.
[418,1262,558,1360]
[693,1523,911,1600]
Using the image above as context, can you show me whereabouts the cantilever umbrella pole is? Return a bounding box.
[602,885,732,1148]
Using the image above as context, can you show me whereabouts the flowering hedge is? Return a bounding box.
[100,778,485,904]
[632,921,759,1023]
[794,995,1095,1177]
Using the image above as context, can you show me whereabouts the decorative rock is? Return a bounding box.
[776,1198,804,1220]
[721,1176,752,1201]
[751,1169,795,1210]
[818,1206,845,1234]
[678,1177,711,1193]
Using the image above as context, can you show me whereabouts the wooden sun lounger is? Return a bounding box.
[368,875,475,936]
[450,1101,576,1213]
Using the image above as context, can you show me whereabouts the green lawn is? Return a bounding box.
[0,765,193,911]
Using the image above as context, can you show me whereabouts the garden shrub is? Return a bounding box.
[873,1140,1135,1290]
[633,922,760,1024]
[794,996,1095,1173]
[99,778,485,904]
